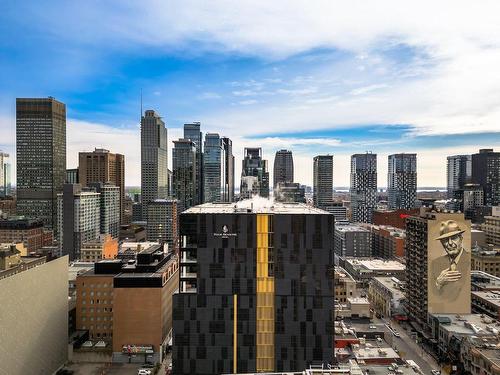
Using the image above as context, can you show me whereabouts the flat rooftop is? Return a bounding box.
[430,313,499,335]
[183,198,330,215]
[346,258,406,271]
[472,291,500,307]
[335,224,370,233]
[372,277,405,299]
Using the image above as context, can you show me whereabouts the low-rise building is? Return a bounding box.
[471,271,500,291]
[0,217,53,253]
[75,245,179,364]
[362,224,405,259]
[335,297,371,320]
[334,267,358,303]
[472,245,500,277]
[372,208,419,229]
[80,234,119,262]
[368,277,406,320]
[342,258,406,287]
[482,214,500,246]
[461,335,500,375]
[471,291,500,320]
[334,224,372,257]
[119,223,146,242]
[0,243,47,280]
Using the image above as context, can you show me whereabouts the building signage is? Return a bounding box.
[213,225,237,238]
[122,345,154,354]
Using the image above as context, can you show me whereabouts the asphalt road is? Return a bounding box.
[376,317,440,375]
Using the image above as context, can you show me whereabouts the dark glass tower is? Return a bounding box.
[172,202,334,374]
[273,150,294,189]
[472,149,500,206]
[240,148,269,199]
[16,97,66,230]
[184,122,203,204]
[388,153,417,210]
[313,155,333,209]
[221,137,235,202]
[172,139,197,211]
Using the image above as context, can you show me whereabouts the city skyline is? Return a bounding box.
[1,2,500,187]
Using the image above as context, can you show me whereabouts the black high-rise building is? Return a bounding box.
[472,149,500,206]
[16,97,66,230]
[273,150,294,189]
[172,202,334,374]
[240,148,269,199]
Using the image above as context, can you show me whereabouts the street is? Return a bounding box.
[376,317,440,374]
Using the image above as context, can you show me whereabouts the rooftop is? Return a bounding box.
[345,258,406,272]
[472,291,500,308]
[183,198,330,215]
[430,313,500,336]
[372,277,405,299]
[335,224,370,233]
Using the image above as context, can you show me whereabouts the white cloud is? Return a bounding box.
[198,92,221,100]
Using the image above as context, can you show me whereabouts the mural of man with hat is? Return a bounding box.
[430,219,469,302]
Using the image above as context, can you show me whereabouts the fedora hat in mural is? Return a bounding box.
[435,220,465,240]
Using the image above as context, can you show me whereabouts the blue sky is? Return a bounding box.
[1,1,500,186]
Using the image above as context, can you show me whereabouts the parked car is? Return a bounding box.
[138,369,152,375]
[431,370,441,375]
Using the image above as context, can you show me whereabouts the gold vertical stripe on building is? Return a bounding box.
[256,214,274,372]
[233,294,238,375]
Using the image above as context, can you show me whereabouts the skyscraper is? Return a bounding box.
[57,184,100,260]
[446,155,472,198]
[141,110,168,220]
[172,139,197,211]
[146,199,178,252]
[350,152,377,223]
[184,122,203,204]
[88,182,120,239]
[16,97,66,229]
[273,149,294,189]
[240,148,269,199]
[388,153,417,210]
[172,201,334,374]
[313,155,333,209]
[79,148,125,222]
[221,137,235,202]
[472,149,500,206]
[203,133,223,203]
[0,152,11,197]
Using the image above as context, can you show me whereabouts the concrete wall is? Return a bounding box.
[0,256,68,375]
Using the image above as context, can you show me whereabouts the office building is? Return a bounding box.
[334,267,358,304]
[0,151,11,197]
[80,234,119,262]
[88,182,120,239]
[313,155,333,209]
[447,155,472,198]
[146,199,178,252]
[79,148,125,222]
[482,214,500,246]
[75,246,178,364]
[387,153,417,210]
[273,150,294,189]
[184,122,203,204]
[462,183,485,220]
[0,217,53,253]
[221,137,235,202]
[472,149,500,206]
[323,202,347,222]
[203,133,223,203]
[172,201,334,374]
[240,148,270,199]
[0,256,68,374]
[173,139,197,210]
[340,258,406,289]
[367,224,406,259]
[119,223,147,242]
[405,209,471,327]
[57,184,101,260]
[350,153,377,223]
[16,97,66,229]
[141,110,168,220]
[334,224,372,257]
[471,291,500,320]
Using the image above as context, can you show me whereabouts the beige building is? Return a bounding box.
[482,215,500,246]
[472,245,500,277]
[368,277,405,319]
[80,234,119,262]
[334,267,357,303]
[0,256,68,375]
